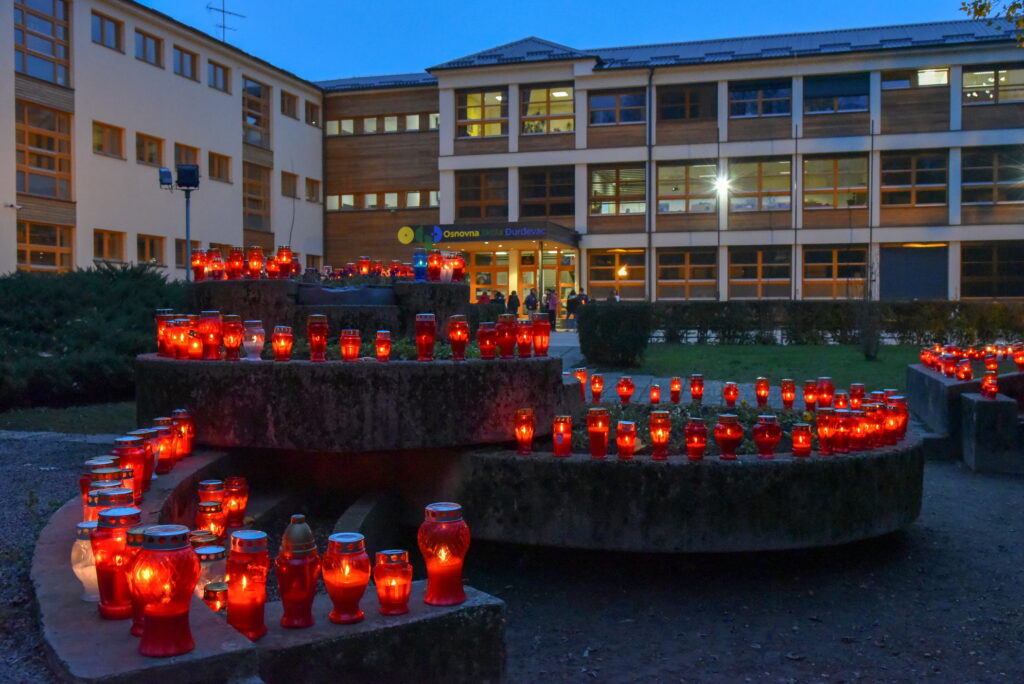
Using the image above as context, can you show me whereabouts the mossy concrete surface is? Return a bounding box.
[136,355,578,453]
[451,439,924,553]
[961,392,1024,475]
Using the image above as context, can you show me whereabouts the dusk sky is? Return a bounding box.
[139,1,972,82]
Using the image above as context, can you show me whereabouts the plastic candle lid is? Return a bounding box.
[142,525,190,550]
[195,545,226,561]
[424,502,463,522]
[327,533,365,554]
[75,521,98,541]
[98,507,142,528]
[230,529,268,553]
[376,549,409,564]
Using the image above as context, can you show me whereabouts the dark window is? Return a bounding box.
[881,150,947,206]
[729,158,791,212]
[804,73,869,114]
[91,12,122,51]
[728,246,791,299]
[962,146,1024,205]
[589,89,646,125]
[729,79,791,118]
[962,242,1024,298]
[455,170,508,219]
[520,166,574,217]
[656,248,717,300]
[657,161,717,213]
[658,84,716,120]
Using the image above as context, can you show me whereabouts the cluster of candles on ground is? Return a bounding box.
[71,489,470,658]
[155,310,553,362]
[919,343,1017,399]
[188,245,467,283]
[513,372,910,459]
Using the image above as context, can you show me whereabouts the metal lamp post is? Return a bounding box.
[159,165,200,281]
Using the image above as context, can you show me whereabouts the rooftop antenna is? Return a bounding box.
[206,0,245,43]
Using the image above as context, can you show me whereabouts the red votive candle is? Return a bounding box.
[496,314,517,359]
[222,315,244,361]
[227,247,245,280]
[187,328,203,360]
[1014,347,1024,372]
[227,530,270,641]
[112,436,146,504]
[573,367,588,402]
[276,246,293,277]
[833,391,849,410]
[340,329,361,362]
[92,506,142,620]
[531,313,550,357]
[754,377,770,408]
[714,414,743,460]
[87,485,132,524]
[590,374,604,403]
[207,253,226,280]
[956,359,973,381]
[128,525,200,657]
[780,379,796,410]
[803,381,818,412]
[816,408,835,455]
[753,415,781,459]
[670,377,682,404]
[517,321,533,358]
[246,245,264,279]
[415,314,436,361]
[323,533,370,624]
[690,374,704,404]
[271,326,293,361]
[832,409,852,454]
[816,377,835,408]
[616,376,634,405]
[223,476,249,528]
[375,330,391,362]
[849,383,866,410]
[616,421,637,460]
[552,415,572,457]
[198,479,225,503]
[586,408,609,459]
[357,256,370,276]
[449,315,469,361]
[307,314,329,362]
[155,310,173,356]
[940,353,957,378]
[649,384,661,405]
[191,249,207,281]
[723,381,739,408]
[374,550,413,615]
[195,501,227,544]
[276,514,321,628]
[685,418,707,461]
[426,250,443,281]
[477,322,497,360]
[980,370,999,399]
[514,408,535,454]
[126,525,148,637]
[649,411,671,461]
[197,311,223,360]
[791,423,812,457]
[451,253,466,282]
[984,354,998,372]
[418,502,471,606]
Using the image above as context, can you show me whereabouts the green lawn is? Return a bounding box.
[623,344,921,390]
[0,402,136,434]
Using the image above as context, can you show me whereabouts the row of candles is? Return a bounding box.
[72,495,470,658]
[190,245,466,284]
[919,343,1014,398]
[155,310,553,362]
[566,368,900,414]
[513,397,910,460]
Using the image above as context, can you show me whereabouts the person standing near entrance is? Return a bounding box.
[565,290,579,330]
[525,288,538,314]
[507,290,520,317]
[546,288,559,327]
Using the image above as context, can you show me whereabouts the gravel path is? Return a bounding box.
[4,428,1023,683]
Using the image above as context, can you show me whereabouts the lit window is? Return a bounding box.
[521,85,574,134]
[587,250,645,300]
[589,166,645,215]
[882,68,949,90]
[136,133,162,165]
[657,162,717,213]
[457,89,508,137]
[363,117,377,134]
[364,193,378,209]
[15,101,72,199]
[428,113,440,129]
[17,221,73,272]
[803,156,868,209]
[406,114,421,131]
[341,119,355,135]
[728,159,791,212]
[406,191,421,208]
[325,194,340,211]
[136,234,165,265]
[428,191,439,207]
[963,65,1024,105]
[326,120,339,136]
[341,194,355,210]
[384,192,398,208]
[384,116,398,132]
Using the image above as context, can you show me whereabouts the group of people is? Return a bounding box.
[476,288,590,328]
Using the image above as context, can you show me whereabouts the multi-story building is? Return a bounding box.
[322,21,1024,303]
[3,0,323,279]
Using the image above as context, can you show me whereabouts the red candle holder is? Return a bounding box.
[615,421,637,460]
[833,391,849,410]
[980,370,999,399]
[271,326,293,361]
[155,310,173,356]
[323,533,371,624]
[112,436,146,504]
[586,408,609,459]
[649,411,671,461]
[890,395,909,440]
[444,315,468,361]
[339,329,361,361]
[552,415,573,457]
[513,408,535,455]
[791,423,812,457]
[616,376,634,405]
[451,253,466,282]
[153,415,181,465]
[276,245,293,277]
[92,506,142,619]
[590,374,604,403]
[477,322,497,360]
[187,327,204,360]
[516,320,534,358]
[227,530,270,641]
[649,384,661,405]
[266,258,280,280]
[374,550,413,615]
[426,250,443,281]
[222,315,244,361]
[848,410,867,451]
[86,485,132,524]
[940,353,957,377]
[276,514,321,628]
[131,526,161,637]
[685,418,707,461]
[531,313,550,357]
[415,314,437,361]
[418,502,471,606]
[191,249,207,281]
[208,254,226,280]
[203,582,227,612]
[754,377,770,408]
[307,314,329,362]
[690,374,704,404]
[152,427,175,474]
[128,525,200,657]
[246,245,264,279]
[373,330,391,362]
[170,319,190,359]
[780,379,796,410]
[224,476,249,528]
[713,414,744,460]
[955,359,973,381]
[849,383,866,410]
[1014,347,1024,372]
[816,377,835,408]
[357,256,370,276]
[79,457,116,512]
[195,501,227,543]
[227,247,245,280]
[830,409,850,454]
[496,314,517,359]
[752,415,782,458]
[670,377,682,404]
[816,408,835,455]
[198,479,225,503]
[722,381,739,408]
[573,368,587,401]
[983,354,998,372]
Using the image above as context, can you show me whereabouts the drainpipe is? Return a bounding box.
[645,67,655,302]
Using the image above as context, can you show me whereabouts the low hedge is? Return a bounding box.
[577,302,653,367]
[0,263,185,410]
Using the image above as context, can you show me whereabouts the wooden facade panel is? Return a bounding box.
[655,213,717,232]
[586,215,645,234]
[587,124,646,149]
[518,133,575,152]
[16,195,75,226]
[453,137,508,155]
[242,143,274,167]
[879,206,948,227]
[802,112,869,138]
[325,134,439,192]
[325,209,440,265]
[729,116,791,141]
[324,88,438,118]
[727,210,793,230]
[802,208,868,229]
[15,74,74,113]
[962,103,1024,131]
[880,88,949,134]
[243,229,274,252]
[960,205,1024,225]
[656,120,717,146]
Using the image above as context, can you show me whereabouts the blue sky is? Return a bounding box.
[139,0,970,83]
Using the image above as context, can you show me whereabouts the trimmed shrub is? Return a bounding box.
[577,302,653,367]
